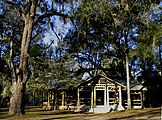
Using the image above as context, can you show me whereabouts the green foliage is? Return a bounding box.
[1,80,11,98]
[65,0,161,79]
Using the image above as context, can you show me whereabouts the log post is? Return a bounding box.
[94,88,96,106]
[107,86,109,106]
[61,92,65,106]
[119,86,122,106]
[91,86,94,107]
[104,86,107,106]
[117,86,125,111]
[47,91,50,109]
[77,88,80,107]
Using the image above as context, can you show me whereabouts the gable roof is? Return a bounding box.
[77,74,125,88]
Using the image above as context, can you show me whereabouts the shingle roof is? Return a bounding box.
[115,79,146,91]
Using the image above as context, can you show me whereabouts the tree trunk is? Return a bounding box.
[8,21,32,115]
[126,55,131,109]
[124,29,132,109]
[9,81,26,115]
[8,1,35,115]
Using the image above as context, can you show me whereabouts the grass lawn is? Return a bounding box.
[0,106,161,120]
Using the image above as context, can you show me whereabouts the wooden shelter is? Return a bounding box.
[46,74,146,113]
[76,74,125,113]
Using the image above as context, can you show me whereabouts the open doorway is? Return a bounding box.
[96,90,104,105]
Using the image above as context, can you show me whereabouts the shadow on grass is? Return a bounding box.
[42,115,81,120]
[0,108,9,112]
[38,110,76,115]
[0,108,9,119]
[41,113,99,120]
[0,114,14,120]
[0,107,160,120]
[109,108,161,120]
[0,108,82,120]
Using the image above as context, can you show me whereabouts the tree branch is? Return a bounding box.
[31,28,46,40]
[3,0,26,19]
[51,27,61,42]
[34,11,73,24]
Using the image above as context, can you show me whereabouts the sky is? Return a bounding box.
[43,17,71,47]
[43,1,79,48]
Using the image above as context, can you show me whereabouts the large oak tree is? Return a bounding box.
[1,0,74,115]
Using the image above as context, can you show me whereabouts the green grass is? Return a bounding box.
[0,106,160,120]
